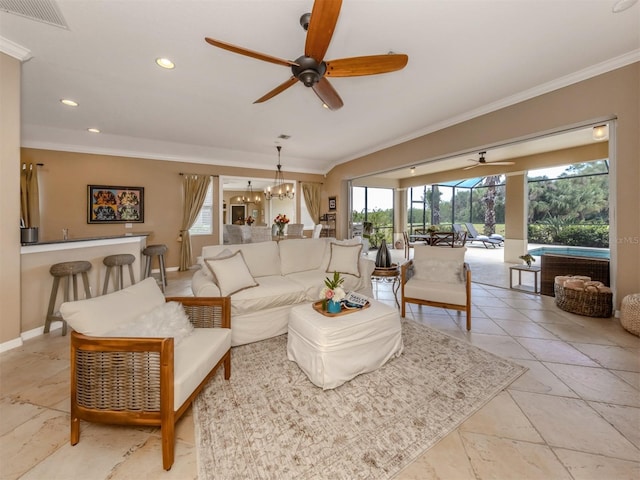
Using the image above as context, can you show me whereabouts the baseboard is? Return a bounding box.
[0,323,63,353]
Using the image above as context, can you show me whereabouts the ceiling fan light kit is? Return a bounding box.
[204,0,408,110]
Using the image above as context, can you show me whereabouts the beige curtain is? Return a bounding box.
[302,182,321,224]
[20,163,40,228]
[179,174,211,271]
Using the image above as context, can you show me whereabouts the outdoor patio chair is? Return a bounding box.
[403,231,417,259]
[463,223,504,248]
[287,223,305,238]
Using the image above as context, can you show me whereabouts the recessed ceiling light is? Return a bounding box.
[155,57,175,69]
[60,98,78,107]
[612,0,638,12]
[87,128,100,133]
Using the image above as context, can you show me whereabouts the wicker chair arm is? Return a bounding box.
[165,296,231,329]
[71,331,172,413]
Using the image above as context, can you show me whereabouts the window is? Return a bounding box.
[189,179,213,235]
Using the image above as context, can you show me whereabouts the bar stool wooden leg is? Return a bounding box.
[102,266,113,295]
[44,277,61,333]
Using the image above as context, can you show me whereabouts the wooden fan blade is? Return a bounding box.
[254,76,299,104]
[486,161,516,165]
[325,54,408,77]
[312,77,343,110]
[463,164,480,171]
[205,37,297,67]
[305,0,342,62]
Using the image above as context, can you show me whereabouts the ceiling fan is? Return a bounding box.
[463,151,515,171]
[204,0,408,110]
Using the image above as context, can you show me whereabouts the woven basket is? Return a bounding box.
[620,293,640,336]
[554,281,613,318]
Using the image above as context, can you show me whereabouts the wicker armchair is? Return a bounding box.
[69,296,231,470]
[401,245,472,330]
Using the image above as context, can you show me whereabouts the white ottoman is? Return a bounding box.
[287,299,403,390]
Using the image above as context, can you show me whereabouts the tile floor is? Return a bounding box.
[1,266,638,480]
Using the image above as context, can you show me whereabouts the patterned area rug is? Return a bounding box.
[194,319,526,479]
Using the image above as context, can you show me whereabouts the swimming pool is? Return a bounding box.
[528,246,610,260]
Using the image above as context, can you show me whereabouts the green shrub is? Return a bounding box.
[528,224,554,244]
[556,225,609,248]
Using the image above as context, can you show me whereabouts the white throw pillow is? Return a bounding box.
[60,277,165,336]
[104,301,194,345]
[326,242,362,277]
[201,248,233,281]
[205,250,259,296]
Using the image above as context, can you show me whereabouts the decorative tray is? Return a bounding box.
[312,300,370,317]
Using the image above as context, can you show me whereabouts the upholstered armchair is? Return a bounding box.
[60,278,231,470]
[401,245,471,330]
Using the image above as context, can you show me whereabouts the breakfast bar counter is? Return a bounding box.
[20,233,151,335]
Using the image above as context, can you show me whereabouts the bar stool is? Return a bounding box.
[102,253,136,295]
[45,260,92,336]
[143,244,168,293]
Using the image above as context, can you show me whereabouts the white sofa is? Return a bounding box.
[192,238,375,346]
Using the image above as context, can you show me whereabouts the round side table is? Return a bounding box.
[371,263,401,307]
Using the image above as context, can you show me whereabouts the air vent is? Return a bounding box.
[0,0,68,29]
[277,134,291,140]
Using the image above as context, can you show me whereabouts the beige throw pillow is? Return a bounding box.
[326,242,362,277]
[205,250,258,296]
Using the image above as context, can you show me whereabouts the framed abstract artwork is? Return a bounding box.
[328,196,337,211]
[87,185,144,223]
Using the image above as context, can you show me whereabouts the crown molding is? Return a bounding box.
[0,36,32,61]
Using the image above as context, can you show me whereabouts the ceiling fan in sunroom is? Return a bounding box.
[204,0,408,110]
[463,151,515,171]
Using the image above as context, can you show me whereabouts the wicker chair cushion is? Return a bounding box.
[173,328,231,409]
[60,277,165,336]
[104,301,194,345]
[413,245,466,284]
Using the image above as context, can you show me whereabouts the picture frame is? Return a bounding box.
[87,185,144,224]
[230,204,247,225]
[328,196,337,211]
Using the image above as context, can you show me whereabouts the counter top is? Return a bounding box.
[21,232,151,254]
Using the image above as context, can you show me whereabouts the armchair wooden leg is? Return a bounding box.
[70,416,80,445]
[401,301,406,318]
[224,351,231,380]
[466,306,471,331]
[161,421,175,471]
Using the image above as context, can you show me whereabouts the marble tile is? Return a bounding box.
[19,424,152,480]
[476,306,532,322]
[510,390,640,461]
[571,342,640,372]
[0,397,47,436]
[108,436,197,479]
[588,402,640,449]
[0,408,69,479]
[493,319,560,340]
[0,353,68,398]
[515,338,600,366]
[461,316,506,335]
[554,448,640,480]
[520,309,576,324]
[540,323,618,345]
[612,369,640,389]
[460,431,572,479]
[13,366,69,409]
[467,333,536,360]
[396,430,477,480]
[544,363,640,407]
[507,359,579,398]
[501,298,545,310]
[459,391,543,442]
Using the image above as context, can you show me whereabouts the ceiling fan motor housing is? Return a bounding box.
[292,55,326,86]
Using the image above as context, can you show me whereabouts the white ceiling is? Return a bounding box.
[1,0,638,179]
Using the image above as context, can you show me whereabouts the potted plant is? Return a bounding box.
[320,271,346,313]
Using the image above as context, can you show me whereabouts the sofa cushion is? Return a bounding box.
[279,238,328,275]
[60,277,165,336]
[205,250,259,296]
[326,242,362,277]
[174,328,231,410]
[202,242,281,278]
[104,301,194,345]
[228,275,307,316]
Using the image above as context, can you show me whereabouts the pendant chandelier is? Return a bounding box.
[242,180,261,204]
[264,146,295,200]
